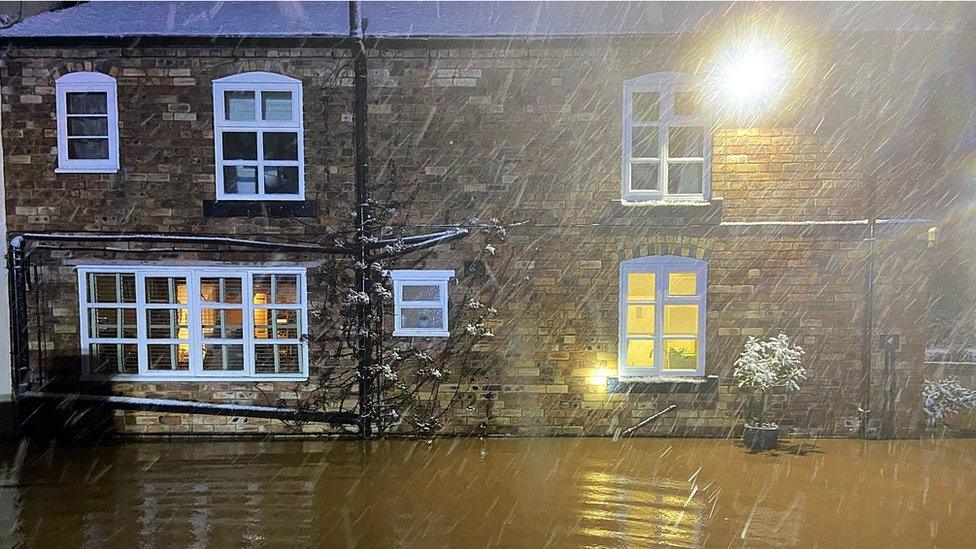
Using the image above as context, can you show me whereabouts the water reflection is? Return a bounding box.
[0,438,974,547]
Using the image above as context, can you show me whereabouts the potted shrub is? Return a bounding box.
[732,334,806,451]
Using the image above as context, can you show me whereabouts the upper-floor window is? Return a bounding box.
[621,72,709,203]
[619,255,706,377]
[390,270,455,337]
[212,72,305,201]
[55,72,119,173]
[77,265,309,381]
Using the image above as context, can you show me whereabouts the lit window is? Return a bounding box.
[77,266,308,380]
[212,72,305,200]
[621,72,710,202]
[55,72,119,173]
[619,256,706,377]
[390,270,455,337]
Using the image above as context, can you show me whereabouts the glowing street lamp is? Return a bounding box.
[714,40,788,111]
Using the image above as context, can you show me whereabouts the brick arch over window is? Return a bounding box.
[617,236,712,262]
[51,63,118,81]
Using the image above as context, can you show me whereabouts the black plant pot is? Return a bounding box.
[743,425,779,452]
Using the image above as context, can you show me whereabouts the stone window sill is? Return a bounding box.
[607,374,719,394]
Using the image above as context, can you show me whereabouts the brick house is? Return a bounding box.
[0,1,973,437]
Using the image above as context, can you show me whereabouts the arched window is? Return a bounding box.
[212,72,305,200]
[55,72,119,173]
[621,72,710,203]
[619,255,706,377]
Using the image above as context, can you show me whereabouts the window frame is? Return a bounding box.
[212,72,306,201]
[390,270,455,338]
[77,264,309,382]
[621,72,711,203]
[55,72,120,174]
[618,255,707,378]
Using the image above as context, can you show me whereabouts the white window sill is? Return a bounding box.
[618,198,711,207]
[83,374,309,383]
[56,166,119,174]
[215,196,307,202]
[616,374,710,383]
[393,330,450,338]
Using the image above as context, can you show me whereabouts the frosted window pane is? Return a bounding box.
[402,284,440,302]
[667,162,703,195]
[401,308,445,330]
[631,126,659,158]
[669,126,703,157]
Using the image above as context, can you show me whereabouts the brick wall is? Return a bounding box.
[1,31,966,436]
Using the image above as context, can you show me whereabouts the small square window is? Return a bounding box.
[391,270,455,337]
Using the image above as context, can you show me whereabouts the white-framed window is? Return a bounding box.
[212,72,305,201]
[55,72,120,173]
[621,72,710,203]
[390,270,455,337]
[77,265,309,381]
[618,256,706,377]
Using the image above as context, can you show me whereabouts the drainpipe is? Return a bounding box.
[858,168,877,438]
[349,0,374,438]
[8,236,29,398]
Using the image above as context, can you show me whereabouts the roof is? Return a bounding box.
[0,1,967,39]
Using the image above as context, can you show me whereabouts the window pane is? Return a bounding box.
[146,309,190,339]
[631,126,659,158]
[626,305,655,335]
[224,90,255,120]
[261,91,293,121]
[401,308,445,330]
[89,273,135,303]
[66,92,107,114]
[664,339,697,370]
[200,277,243,304]
[202,308,245,339]
[668,272,697,296]
[253,274,298,304]
[627,272,655,301]
[632,91,659,121]
[669,126,703,157]
[263,132,298,160]
[148,344,190,371]
[202,344,245,371]
[667,162,703,195]
[90,308,137,338]
[264,166,300,195]
[221,132,257,160]
[255,344,301,374]
[253,309,300,339]
[402,284,440,302]
[67,116,108,137]
[674,91,700,117]
[626,339,654,368]
[223,166,258,194]
[664,304,698,336]
[67,138,109,160]
[89,343,138,375]
[630,162,659,192]
[145,277,188,304]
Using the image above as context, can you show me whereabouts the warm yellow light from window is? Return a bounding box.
[627,272,655,301]
[668,272,696,296]
[664,339,697,370]
[587,368,616,386]
[664,304,698,335]
[627,305,655,335]
[627,340,654,368]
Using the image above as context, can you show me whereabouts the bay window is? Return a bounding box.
[78,265,308,380]
[618,256,706,377]
[212,72,305,200]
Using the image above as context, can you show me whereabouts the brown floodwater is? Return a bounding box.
[0,437,974,547]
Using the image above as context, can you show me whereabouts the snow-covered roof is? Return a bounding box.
[0,1,965,40]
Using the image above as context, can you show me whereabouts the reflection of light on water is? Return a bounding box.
[577,470,704,548]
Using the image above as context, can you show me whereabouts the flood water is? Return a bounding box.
[1,437,974,547]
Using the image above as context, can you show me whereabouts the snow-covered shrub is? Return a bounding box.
[921,379,976,427]
[731,334,806,427]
